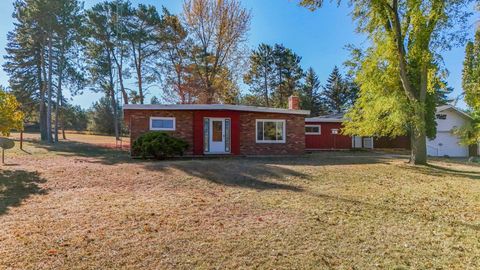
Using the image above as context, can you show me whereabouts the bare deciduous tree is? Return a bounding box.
[183,0,250,103]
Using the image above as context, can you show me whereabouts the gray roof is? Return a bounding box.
[436,104,472,119]
[306,113,345,123]
[306,105,473,123]
[123,104,310,115]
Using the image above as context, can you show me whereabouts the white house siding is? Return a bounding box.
[427,107,471,157]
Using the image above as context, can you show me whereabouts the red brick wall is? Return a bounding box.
[124,109,306,156]
[124,110,195,155]
[239,112,305,155]
[192,110,241,155]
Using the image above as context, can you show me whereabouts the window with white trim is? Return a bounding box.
[256,119,286,143]
[305,125,321,135]
[150,117,175,131]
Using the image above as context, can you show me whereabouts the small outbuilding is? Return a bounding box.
[427,105,479,157]
[123,96,310,156]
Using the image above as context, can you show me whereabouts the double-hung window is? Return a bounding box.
[305,125,321,135]
[256,119,286,143]
[150,117,175,131]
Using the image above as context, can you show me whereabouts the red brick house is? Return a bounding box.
[123,96,309,156]
[305,113,410,150]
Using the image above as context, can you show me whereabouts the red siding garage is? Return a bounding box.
[305,114,352,150]
[305,122,351,149]
[305,114,411,150]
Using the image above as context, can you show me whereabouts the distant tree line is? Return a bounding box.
[242,43,358,116]
[40,98,124,136]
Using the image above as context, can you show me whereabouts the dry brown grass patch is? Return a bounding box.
[1,134,480,269]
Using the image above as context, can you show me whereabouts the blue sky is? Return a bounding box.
[0,0,476,108]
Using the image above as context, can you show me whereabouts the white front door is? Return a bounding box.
[209,118,227,153]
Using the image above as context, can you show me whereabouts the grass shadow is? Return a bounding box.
[0,169,47,215]
[144,159,305,192]
[427,163,480,175]
[34,140,130,165]
[401,162,480,181]
[141,152,392,191]
[22,138,395,192]
[20,149,32,155]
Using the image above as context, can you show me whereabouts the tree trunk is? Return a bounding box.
[410,128,427,165]
[264,67,269,107]
[409,100,428,165]
[39,47,47,141]
[117,65,128,105]
[389,3,429,165]
[136,46,144,104]
[206,82,215,104]
[108,53,120,140]
[54,58,63,143]
[20,131,23,150]
[40,96,47,141]
[409,64,429,165]
[111,48,129,105]
[46,34,53,143]
[110,87,120,140]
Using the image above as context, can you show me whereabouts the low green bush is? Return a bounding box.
[132,132,188,159]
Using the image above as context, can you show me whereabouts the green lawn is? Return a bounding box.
[1,134,480,269]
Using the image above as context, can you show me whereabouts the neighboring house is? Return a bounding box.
[305,113,409,150]
[427,105,478,157]
[123,96,309,156]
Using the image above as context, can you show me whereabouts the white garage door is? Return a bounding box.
[427,132,469,157]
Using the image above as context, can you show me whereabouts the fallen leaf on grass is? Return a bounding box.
[47,249,58,256]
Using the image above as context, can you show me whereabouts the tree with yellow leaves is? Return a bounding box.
[300,0,474,164]
[0,87,24,136]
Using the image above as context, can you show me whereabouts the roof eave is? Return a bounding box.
[122,104,310,116]
[305,118,344,123]
[437,105,473,120]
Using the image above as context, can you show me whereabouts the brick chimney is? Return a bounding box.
[288,95,300,110]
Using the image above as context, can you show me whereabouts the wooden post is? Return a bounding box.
[20,131,23,150]
[2,148,4,165]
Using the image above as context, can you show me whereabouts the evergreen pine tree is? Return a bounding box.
[243,43,275,106]
[300,67,325,116]
[4,0,84,142]
[322,66,346,113]
[271,44,304,108]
